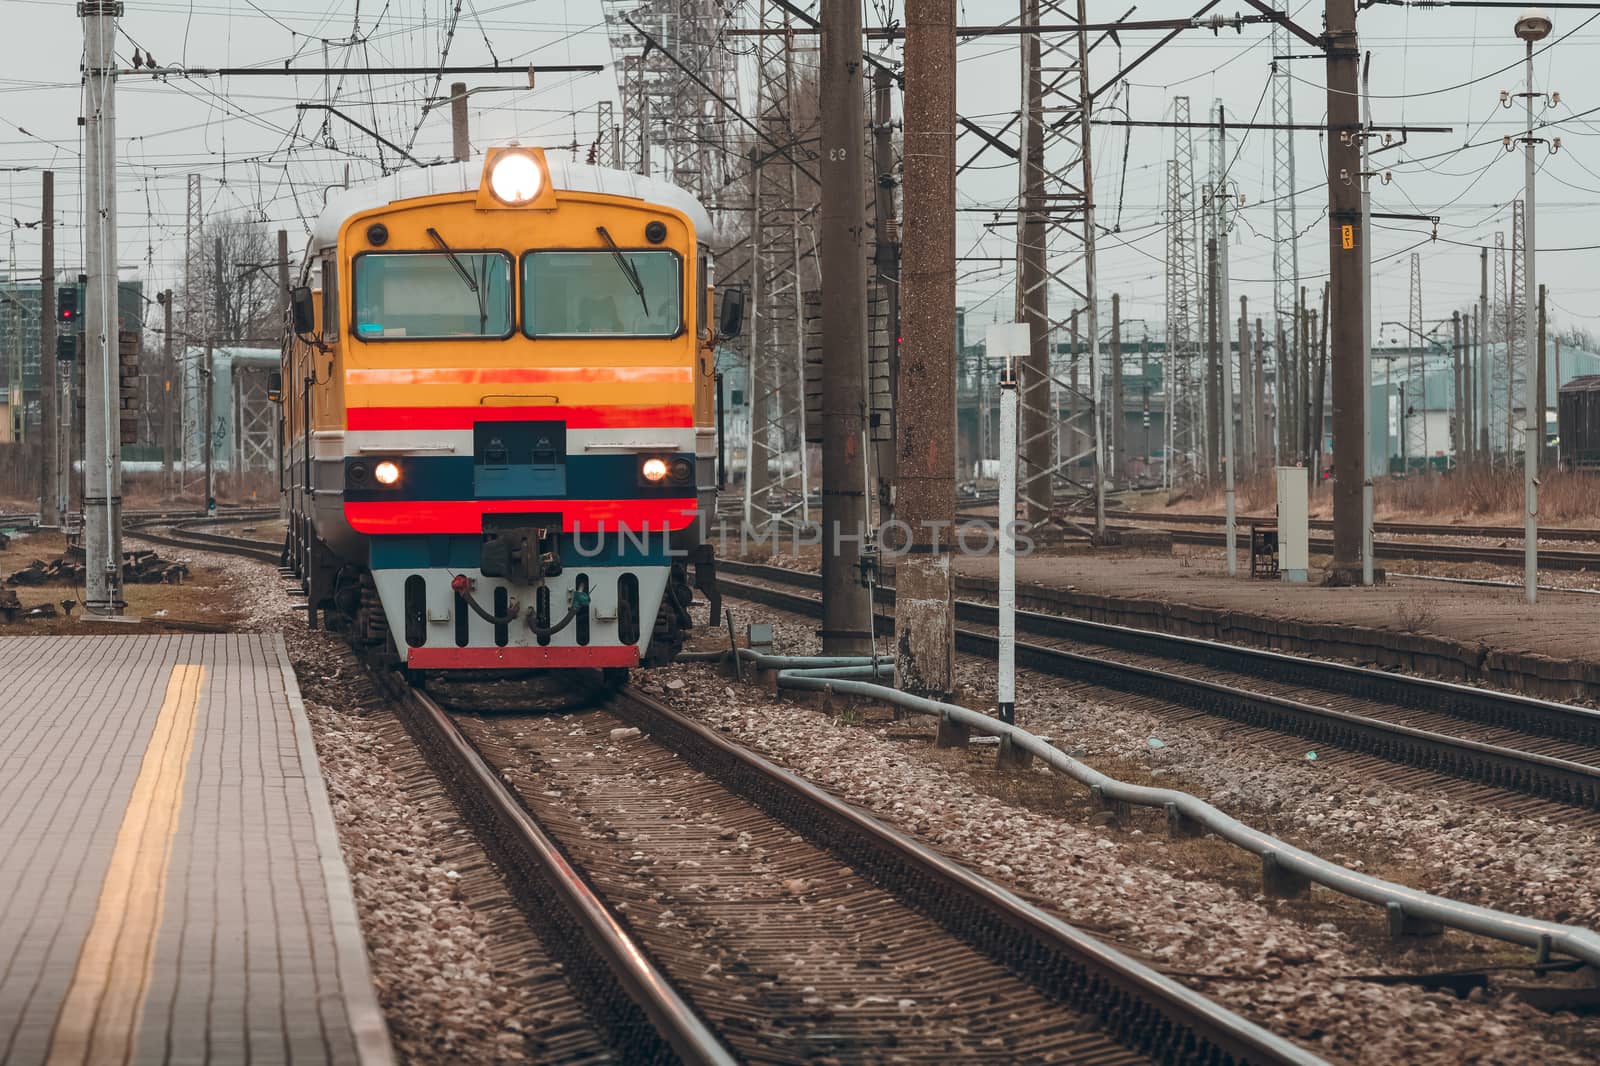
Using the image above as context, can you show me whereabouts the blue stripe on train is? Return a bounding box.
[345,452,694,503]
[370,531,673,571]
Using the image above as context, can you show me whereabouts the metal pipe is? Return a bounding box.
[766,659,1600,970]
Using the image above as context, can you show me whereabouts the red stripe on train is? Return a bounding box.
[345,498,699,534]
[406,645,639,669]
[347,405,695,431]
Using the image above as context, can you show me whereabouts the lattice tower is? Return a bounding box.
[1168,97,1201,486]
[1508,200,1527,455]
[1407,252,1428,465]
[1163,157,1200,488]
[1024,0,1103,532]
[1269,1,1299,414]
[735,0,819,529]
[1492,228,1508,453]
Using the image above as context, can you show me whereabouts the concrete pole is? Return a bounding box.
[277,230,290,512]
[82,1,123,613]
[744,150,767,524]
[161,290,174,490]
[1326,0,1363,579]
[450,82,469,162]
[1254,317,1267,477]
[207,236,222,512]
[1522,37,1539,603]
[997,357,1017,725]
[895,0,957,700]
[1018,0,1051,524]
[1452,311,1463,465]
[1222,283,1238,577]
[1110,292,1123,485]
[39,170,59,527]
[1205,238,1220,483]
[818,0,872,654]
[1239,295,1253,470]
[1479,251,1490,460]
[1360,53,1375,583]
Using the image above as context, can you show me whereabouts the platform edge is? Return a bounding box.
[269,633,397,1066]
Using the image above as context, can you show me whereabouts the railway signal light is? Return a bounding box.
[57,286,77,326]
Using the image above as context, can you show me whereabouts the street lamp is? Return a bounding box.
[1513,8,1551,603]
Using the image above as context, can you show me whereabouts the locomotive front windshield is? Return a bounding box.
[523,250,682,338]
[353,250,514,339]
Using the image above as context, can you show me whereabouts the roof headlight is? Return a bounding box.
[488,152,545,206]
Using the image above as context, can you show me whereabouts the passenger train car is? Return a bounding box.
[280,147,735,674]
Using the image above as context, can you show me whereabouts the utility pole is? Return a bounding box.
[1452,311,1463,464]
[1314,285,1329,480]
[1479,248,1490,460]
[1239,295,1253,470]
[871,65,899,517]
[1360,51,1375,582]
[1205,238,1220,482]
[82,0,123,614]
[39,170,59,527]
[1326,0,1364,581]
[1254,317,1267,474]
[277,230,290,513]
[1110,292,1123,485]
[1018,0,1051,525]
[1514,8,1549,603]
[450,82,470,161]
[161,290,174,489]
[818,0,872,654]
[207,236,222,513]
[895,0,956,700]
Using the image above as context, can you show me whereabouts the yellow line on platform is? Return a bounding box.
[47,664,204,1066]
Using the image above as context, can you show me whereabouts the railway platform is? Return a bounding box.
[951,551,1600,701]
[0,633,392,1066]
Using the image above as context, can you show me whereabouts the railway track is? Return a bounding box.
[124,509,284,565]
[397,681,1319,1064]
[715,560,1600,824]
[1102,508,1600,545]
[147,514,1320,1063]
[947,505,1600,569]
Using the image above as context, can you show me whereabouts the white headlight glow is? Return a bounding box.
[374,460,401,485]
[489,153,544,205]
[641,457,669,483]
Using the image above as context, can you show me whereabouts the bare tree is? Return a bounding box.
[183,214,281,348]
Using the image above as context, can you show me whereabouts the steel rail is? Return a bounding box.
[400,688,737,1066]
[714,565,1600,810]
[1102,508,1600,543]
[610,686,1324,1066]
[124,512,284,565]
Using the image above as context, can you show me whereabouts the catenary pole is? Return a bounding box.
[1327,0,1364,582]
[895,0,957,700]
[871,65,900,518]
[1018,0,1051,524]
[819,0,872,654]
[82,0,123,614]
[1360,52,1375,583]
[1519,17,1545,603]
[161,290,174,490]
[1479,249,1490,459]
[39,171,59,527]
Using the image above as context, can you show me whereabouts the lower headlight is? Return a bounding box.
[641,457,669,483]
[374,460,401,486]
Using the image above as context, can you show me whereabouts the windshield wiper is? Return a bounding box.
[596,225,649,316]
[428,226,489,332]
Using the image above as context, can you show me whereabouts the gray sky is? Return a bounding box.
[3,1,1597,345]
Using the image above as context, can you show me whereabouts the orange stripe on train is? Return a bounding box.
[346,366,694,386]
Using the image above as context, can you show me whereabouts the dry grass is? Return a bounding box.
[0,470,280,513]
[1143,465,1600,527]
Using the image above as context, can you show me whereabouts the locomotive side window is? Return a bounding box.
[321,256,339,339]
[522,250,682,338]
[352,250,514,340]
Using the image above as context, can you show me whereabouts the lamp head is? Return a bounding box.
[1515,8,1552,42]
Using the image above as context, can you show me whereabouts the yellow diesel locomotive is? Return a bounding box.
[280,146,736,674]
